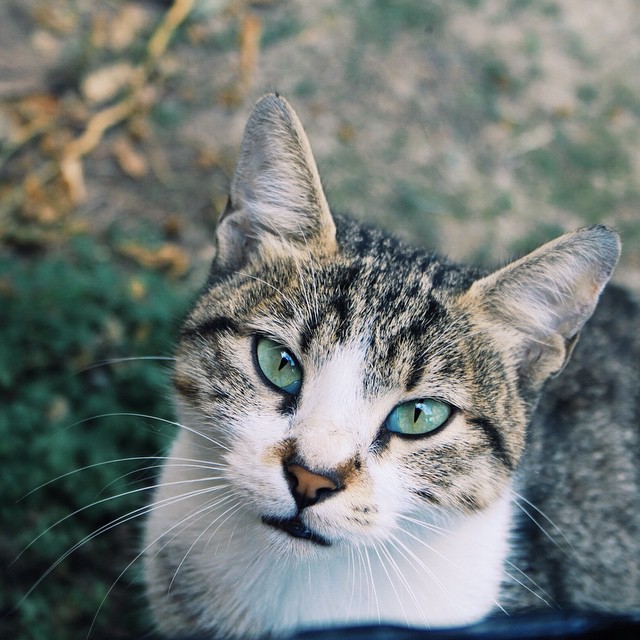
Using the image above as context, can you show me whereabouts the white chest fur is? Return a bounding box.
[236,499,512,636]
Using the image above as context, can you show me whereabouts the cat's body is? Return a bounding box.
[505,283,640,612]
[144,95,639,639]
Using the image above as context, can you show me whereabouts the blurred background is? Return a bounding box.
[1,0,639,637]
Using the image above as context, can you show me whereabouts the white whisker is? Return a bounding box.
[77,412,232,452]
[235,272,298,311]
[358,543,381,623]
[502,561,555,608]
[510,490,576,555]
[19,455,226,501]
[79,356,177,373]
[168,493,245,593]
[88,487,240,639]
[371,542,409,624]
[396,512,451,537]
[389,531,453,612]
[378,541,421,624]
[19,478,229,612]
[395,523,457,568]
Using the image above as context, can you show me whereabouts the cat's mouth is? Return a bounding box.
[262,515,331,547]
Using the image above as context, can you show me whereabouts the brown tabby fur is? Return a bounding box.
[144,94,639,639]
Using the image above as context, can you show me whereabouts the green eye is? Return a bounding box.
[256,337,302,395]
[385,399,451,436]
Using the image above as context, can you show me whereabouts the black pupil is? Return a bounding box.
[278,353,290,371]
[413,405,422,423]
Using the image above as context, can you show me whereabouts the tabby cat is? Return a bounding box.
[144,94,639,639]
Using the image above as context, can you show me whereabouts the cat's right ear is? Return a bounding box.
[212,94,336,276]
[465,225,621,391]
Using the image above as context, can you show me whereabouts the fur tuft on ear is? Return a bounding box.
[213,94,336,275]
[466,225,621,388]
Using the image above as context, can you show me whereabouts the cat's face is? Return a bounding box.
[173,223,527,556]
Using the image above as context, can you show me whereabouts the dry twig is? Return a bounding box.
[61,0,197,203]
[1,0,197,225]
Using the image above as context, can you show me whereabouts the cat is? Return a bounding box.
[144,94,640,639]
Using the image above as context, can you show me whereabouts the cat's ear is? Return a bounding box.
[466,226,620,389]
[213,94,336,274]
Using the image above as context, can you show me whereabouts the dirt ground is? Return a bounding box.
[2,0,639,287]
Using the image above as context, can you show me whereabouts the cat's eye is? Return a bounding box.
[385,399,451,436]
[255,337,302,395]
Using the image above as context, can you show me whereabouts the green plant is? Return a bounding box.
[0,235,192,639]
[520,123,634,222]
[354,0,448,47]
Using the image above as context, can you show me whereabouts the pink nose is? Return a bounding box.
[286,464,339,511]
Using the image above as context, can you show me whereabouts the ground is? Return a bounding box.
[1,1,639,638]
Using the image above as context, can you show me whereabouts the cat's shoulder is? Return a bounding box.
[564,282,640,390]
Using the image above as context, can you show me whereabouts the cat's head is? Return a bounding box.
[172,94,620,556]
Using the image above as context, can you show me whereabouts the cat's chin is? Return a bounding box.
[262,514,331,547]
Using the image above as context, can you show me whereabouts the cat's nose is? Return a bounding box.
[285,463,340,511]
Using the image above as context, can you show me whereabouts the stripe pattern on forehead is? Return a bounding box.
[297,218,479,361]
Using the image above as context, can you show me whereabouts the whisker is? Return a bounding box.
[204,497,247,552]
[388,531,452,608]
[88,487,240,639]
[346,544,357,614]
[18,479,230,612]
[357,543,381,622]
[62,412,233,452]
[510,490,576,555]
[377,541,417,624]
[19,455,226,501]
[396,513,451,537]
[17,472,227,562]
[402,533,458,623]
[394,523,457,568]
[79,356,177,373]
[502,560,556,608]
[96,459,227,497]
[168,493,244,592]
[370,542,408,623]
[235,272,298,311]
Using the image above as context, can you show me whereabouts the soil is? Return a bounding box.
[2,0,639,287]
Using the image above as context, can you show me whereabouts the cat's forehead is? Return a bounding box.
[298,218,477,334]
[336,218,483,298]
[201,218,477,339]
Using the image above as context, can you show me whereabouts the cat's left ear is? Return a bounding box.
[465,226,621,389]
[213,94,336,275]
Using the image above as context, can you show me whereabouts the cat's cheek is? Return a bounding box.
[225,455,294,517]
[221,421,295,514]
